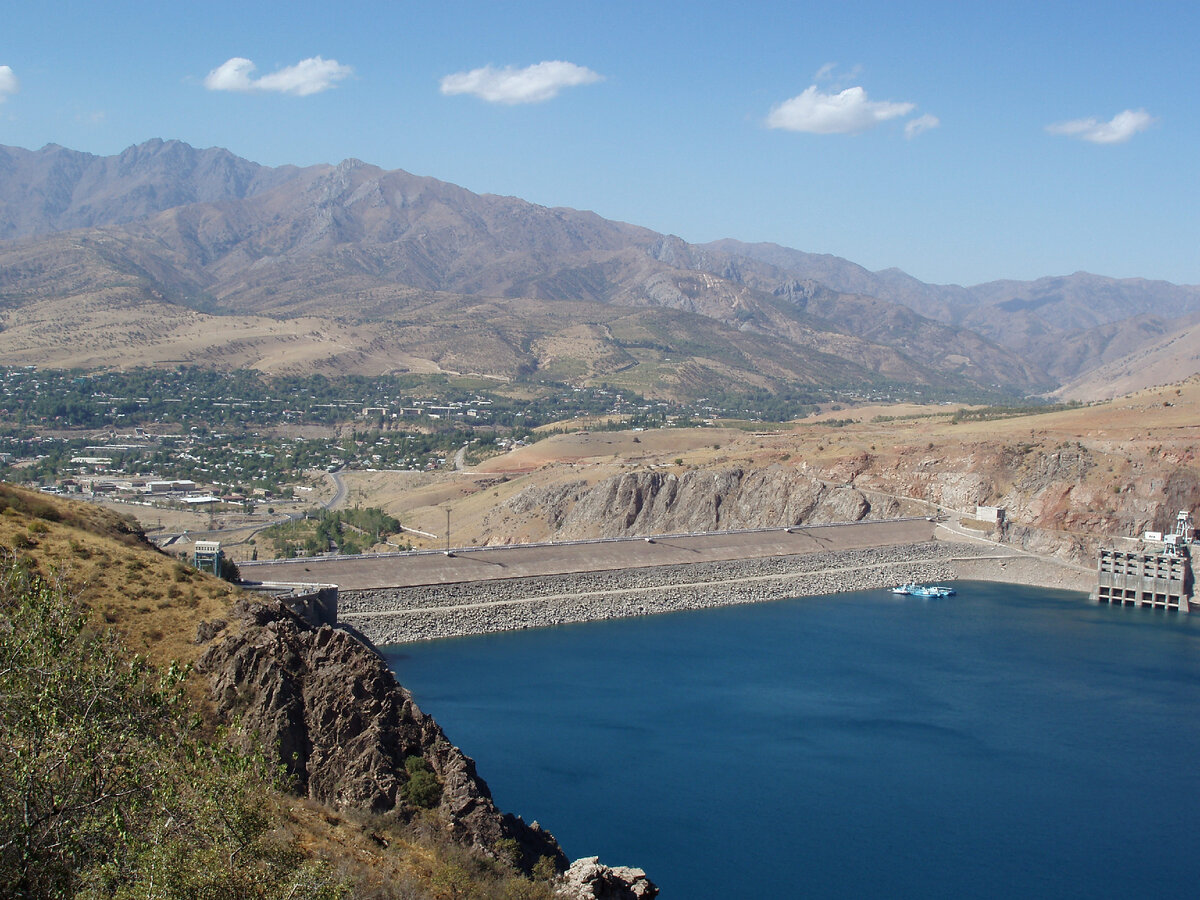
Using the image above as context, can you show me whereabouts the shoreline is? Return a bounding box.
[341,539,1093,645]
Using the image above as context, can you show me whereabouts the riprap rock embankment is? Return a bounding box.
[341,541,976,644]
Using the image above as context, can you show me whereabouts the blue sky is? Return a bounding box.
[2,1,1197,286]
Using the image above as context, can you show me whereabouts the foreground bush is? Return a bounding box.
[0,548,562,900]
[0,554,345,899]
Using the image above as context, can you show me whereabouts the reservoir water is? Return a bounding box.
[383,581,1200,898]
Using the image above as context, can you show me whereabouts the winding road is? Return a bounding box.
[153,467,349,547]
[323,468,348,509]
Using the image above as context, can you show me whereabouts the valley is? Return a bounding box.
[3,137,1199,900]
[9,363,1196,574]
[7,3,1198,895]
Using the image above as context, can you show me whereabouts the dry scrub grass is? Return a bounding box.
[0,294,447,377]
[0,482,557,898]
[276,799,556,898]
[329,380,1200,549]
[0,484,239,667]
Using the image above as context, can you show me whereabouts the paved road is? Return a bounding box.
[323,468,348,509]
[240,518,936,590]
[159,467,350,548]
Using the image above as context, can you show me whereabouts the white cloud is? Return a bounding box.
[1046,108,1154,144]
[905,113,940,139]
[0,66,18,103]
[440,60,602,105]
[814,62,862,89]
[814,62,838,83]
[204,56,352,96]
[766,85,915,134]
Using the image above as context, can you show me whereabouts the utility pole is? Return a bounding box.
[445,507,451,555]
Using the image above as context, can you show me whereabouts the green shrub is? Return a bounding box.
[401,755,443,809]
[219,556,241,583]
[0,554,346,899]
[531,856,560,882]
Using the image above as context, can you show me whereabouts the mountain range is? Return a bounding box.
[1,138,1197,402]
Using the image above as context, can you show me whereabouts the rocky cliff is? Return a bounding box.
[197,598,568,874]
[559,858,658,899]
[483,464,930,542]
[197,599,660,895]
[477,421,1200,567]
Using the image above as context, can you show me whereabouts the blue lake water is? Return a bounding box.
[383,582,1200,898]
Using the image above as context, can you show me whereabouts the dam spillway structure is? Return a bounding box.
[193,540,223,576]
[1096,510,1196,612]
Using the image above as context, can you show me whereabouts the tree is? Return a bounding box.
[401,756,443,809]
[219,555,241,582]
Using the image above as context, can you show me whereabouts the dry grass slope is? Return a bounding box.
[0,483,238,666]
[321,379,1200,565]
[0,482,568,897]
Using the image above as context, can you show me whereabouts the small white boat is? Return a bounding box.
[909,585,956,598]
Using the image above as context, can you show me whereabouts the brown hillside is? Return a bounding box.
[343,381,1200,568]
[1055,319,1200,401]
[0,140,1054,397]
[0,483,238,665]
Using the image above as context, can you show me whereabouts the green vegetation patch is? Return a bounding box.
[0,555,343,898]
[261,506,405,558]
[950,401,1084,424]
[401,755,443,809]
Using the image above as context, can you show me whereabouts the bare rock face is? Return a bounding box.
[197,599,565,873]
[556,857,659,899]
[545,465,878,539]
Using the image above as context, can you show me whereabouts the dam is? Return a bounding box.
[1096,548,1192,611]
[238,517,1085,644]
[1095,510,1197,613]
[239,517,940,591]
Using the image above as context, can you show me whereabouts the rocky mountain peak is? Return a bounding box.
[0,138,300,240]
[1,138,1198,397]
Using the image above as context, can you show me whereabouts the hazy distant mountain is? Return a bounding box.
[697,239,975,321]
[0,139,300,240]
[698,239,1200,386]
[0,139,1196,400]
[1054,317,1200,401]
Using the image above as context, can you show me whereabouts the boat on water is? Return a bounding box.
[891,583,956,598]
[910,585,956,598]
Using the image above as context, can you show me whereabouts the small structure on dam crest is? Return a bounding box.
[237,580,339,627]
[1096,510,1196,612]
